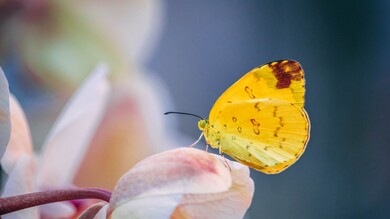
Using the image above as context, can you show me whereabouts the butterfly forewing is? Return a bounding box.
[210,60,305,122]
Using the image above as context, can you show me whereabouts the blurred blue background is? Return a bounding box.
[1,0,389,218]
[149,1,390,218]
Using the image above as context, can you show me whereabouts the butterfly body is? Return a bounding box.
[198,60,310,174]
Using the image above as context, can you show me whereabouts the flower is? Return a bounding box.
[1,64,254,218]
[102,148,254,219]
[1,63,180,218]
[0,148,254,218]
[1,0,175,192]
[1,64,111,218]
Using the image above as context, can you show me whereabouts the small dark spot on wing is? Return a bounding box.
[279,117,284,127]
[274,127,281,137]
[254,102,262,112]
[250,119,261,135]
[273,106,278,117]
[245,86,256,99]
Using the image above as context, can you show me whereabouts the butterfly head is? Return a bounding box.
[198,119,221,149]
[198,119,208,131]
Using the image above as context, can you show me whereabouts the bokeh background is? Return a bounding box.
[1,0,389,218]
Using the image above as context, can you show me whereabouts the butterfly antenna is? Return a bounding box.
[164,111,205,148]
[164,111,204,120]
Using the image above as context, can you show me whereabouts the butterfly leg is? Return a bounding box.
[188,132,204,148]
[221,153,232,171]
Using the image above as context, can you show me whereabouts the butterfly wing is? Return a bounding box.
[209,98,310,174]
[209,60,306,121]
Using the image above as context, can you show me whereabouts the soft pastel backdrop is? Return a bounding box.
[1,1,389,218]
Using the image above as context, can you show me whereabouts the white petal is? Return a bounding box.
[2,155,39,219]
[37,64,111,186]
[0,66,11,160]
[110,194,182,219]
[170,155,254,219]
[1,95,34,174]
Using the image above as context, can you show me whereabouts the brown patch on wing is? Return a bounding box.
[268,60,303,89]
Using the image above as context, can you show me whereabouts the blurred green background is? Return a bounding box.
[2,1,389,218]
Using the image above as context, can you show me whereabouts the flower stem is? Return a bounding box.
[0,187,111,215]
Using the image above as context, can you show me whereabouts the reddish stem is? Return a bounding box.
[0,187,111,215]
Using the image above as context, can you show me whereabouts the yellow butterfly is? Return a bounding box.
[197,60,310,174]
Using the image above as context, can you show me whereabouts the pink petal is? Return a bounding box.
[109,148,232,217]
[73,84,154,190]
[73,73,173,190]
[0,66,11,160]
[1,95,34,174]
[37,64,111,186]
[170,155,254,219]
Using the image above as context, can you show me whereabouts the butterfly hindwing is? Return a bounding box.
[208,98,310,174]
